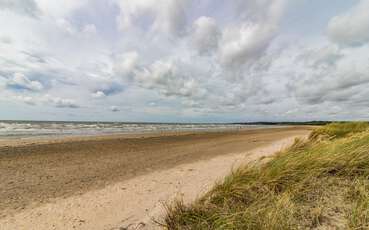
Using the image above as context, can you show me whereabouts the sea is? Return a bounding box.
[0,120,273,139]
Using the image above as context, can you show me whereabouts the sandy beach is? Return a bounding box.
[0,126,311,229]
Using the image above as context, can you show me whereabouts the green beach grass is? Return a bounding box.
[162,122,369,229]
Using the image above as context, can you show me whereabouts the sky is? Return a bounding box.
[0,0,368,122]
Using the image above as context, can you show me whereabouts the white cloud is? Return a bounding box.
[327,0,369,47]
[42,95,79,108]
[233,0,286,22]
[15,95,36,105]
[13,94,79,108]
[82,24,97,34]
[2,0,369,121]
[35,0,87,17]
[218,22,276,68]
[0,0,40,17]
[0,35,12,44]
[191,16,220,55]
[6,73,44,91]
[286,42,369,106]
[56,18,77,35]
[298,44,343,68]
[91,91,106,99]
[134,59,206,99]
[115,0,189,35]
[114,51,139,77]
[110,105,119,112]
[218,0,287,69]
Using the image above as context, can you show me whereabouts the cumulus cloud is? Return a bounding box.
[191,16,220,55]
[114,51,139,77]
[1,0,290,120]
[218,23,275,68]
[93,82,123,96]
[134,59,206,99]
[0,0,40,17]
[42,95,79,108]
[327,0,369,47]
[91,91,106,99]
[6,73,44,91]
[15,95,36,105]
[287,43,369,106]
[233,0,286,22]
[13,94,79,108]
[116,0,189,35]
[56,18,77,35]
[2,0,369,121]
[35,0,88,17]
[110,106,119,112]
[82,24,97,34]
[218,0,287,69]
[0,36,12,44]
[298,44,343,68]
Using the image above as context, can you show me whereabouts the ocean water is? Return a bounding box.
[0,120,269,139]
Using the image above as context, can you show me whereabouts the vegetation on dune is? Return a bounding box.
[162,122,369,229]
[309,122,369,140]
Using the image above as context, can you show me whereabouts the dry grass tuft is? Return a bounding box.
[162,122,369,229]
[309,121,369,140]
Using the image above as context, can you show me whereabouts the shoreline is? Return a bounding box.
[0,125,293,147]
[0,127,311,229]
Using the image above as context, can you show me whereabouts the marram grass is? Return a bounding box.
[309,121,369,140]
[162,122,369,229]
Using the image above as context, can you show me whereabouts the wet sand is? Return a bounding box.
[0,127,311,222]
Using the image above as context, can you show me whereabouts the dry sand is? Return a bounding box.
[0,127,311,229]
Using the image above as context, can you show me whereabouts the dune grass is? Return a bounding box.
[309,121,369,140]
[162,122,369,229]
